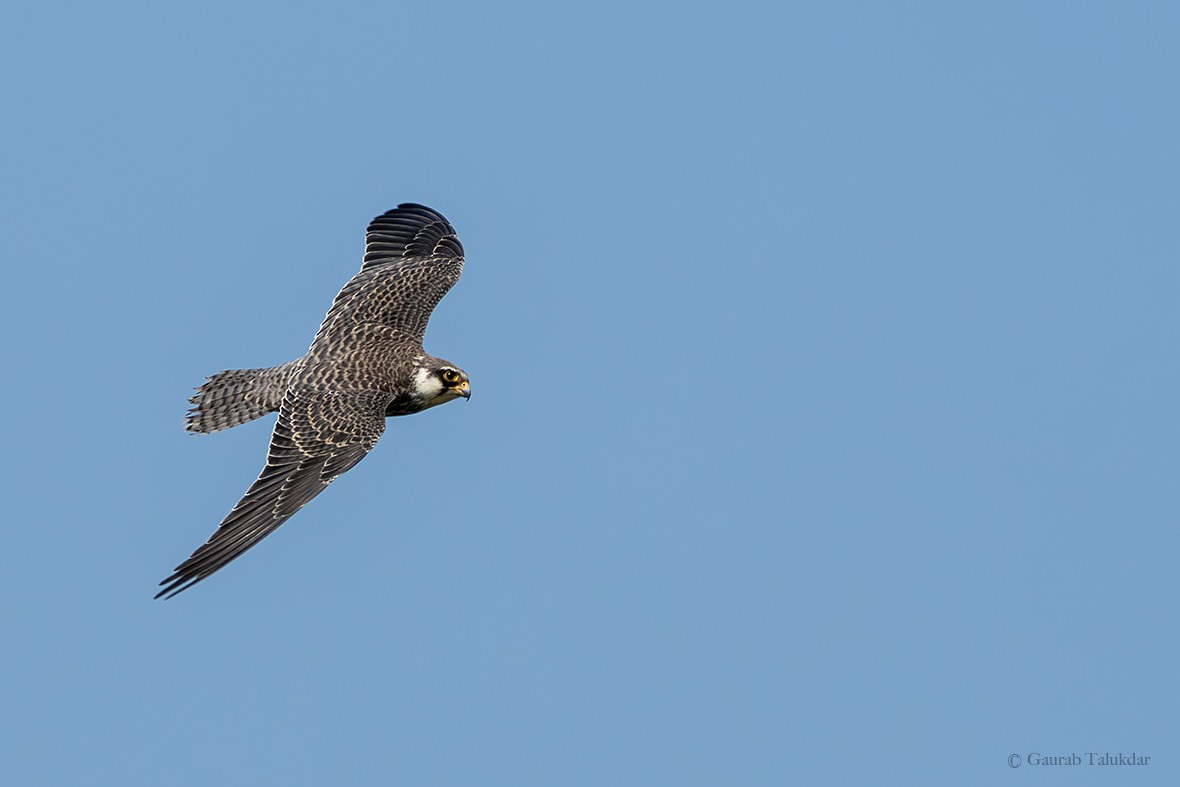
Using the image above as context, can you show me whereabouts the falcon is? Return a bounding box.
[157,203,470,598]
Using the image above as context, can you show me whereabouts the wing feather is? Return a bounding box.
[310,203,464,349]
[157,388,389,598]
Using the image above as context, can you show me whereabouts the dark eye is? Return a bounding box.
[441,369,460,384]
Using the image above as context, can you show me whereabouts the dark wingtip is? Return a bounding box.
[362,203,463,267]
[155,573,193,600]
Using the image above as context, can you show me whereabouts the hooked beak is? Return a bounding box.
[455,381,471,400]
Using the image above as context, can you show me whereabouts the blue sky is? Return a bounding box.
[2,2,1177,785]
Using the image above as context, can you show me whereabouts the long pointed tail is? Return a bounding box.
[185,361,298,434]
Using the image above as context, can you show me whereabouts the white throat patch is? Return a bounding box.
[411,367,456,409]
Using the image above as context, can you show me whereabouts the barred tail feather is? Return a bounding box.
[185,362,297,434]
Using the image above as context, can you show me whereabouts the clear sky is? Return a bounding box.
[2,2,1176,785]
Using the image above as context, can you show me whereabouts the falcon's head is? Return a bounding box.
[412,359,471,408]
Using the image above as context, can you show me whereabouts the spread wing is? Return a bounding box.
[310,203,464,350]
[158,387,390,598]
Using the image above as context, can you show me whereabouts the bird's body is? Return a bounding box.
[158,203,470,599]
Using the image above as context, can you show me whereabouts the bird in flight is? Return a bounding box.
[158,203,470,598]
